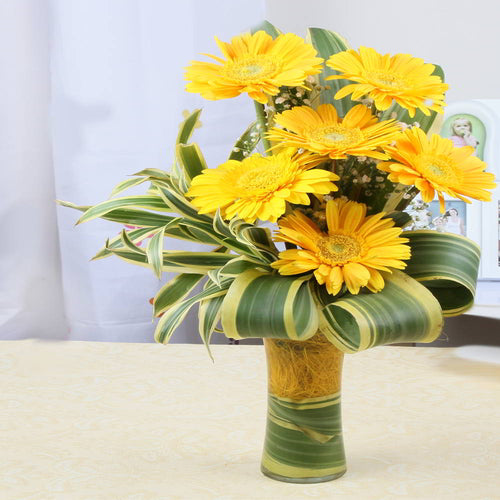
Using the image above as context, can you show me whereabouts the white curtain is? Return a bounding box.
[1,0,265,342]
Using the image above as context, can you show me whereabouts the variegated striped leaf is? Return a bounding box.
[176,109,202,145]
[251,20,281,38]
[153,273,205,317]
[75,195,171,225]
[405,230,480,316]
[176,143,207,182]
[217,255,271,277]
[228,122,260,161]
[213,209,233,238]
[146,227,168,278]
[161,251,235,271]
[109,176,149,198]
[106,245,234,274]
[92,227,154,260]
[58,200,178,228]
[152,180,212,223]
[120,229,146,255]
[307,28,353,116]
[155,280,231,344]
[220,270,318,340]
[131,168,171,179]
[262,393,346,479]
[198,293,225,359]
[320,270,443,353]
[384,211,412,228]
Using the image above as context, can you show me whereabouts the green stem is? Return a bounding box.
[254,101,272,155]
[394,186,420,212]
[379,101,399,122]
[383,184,419,213]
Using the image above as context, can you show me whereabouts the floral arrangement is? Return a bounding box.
[61,22,495,352]
[60,21,496,483]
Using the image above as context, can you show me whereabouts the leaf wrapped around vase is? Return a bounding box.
[59,20,496,483]
[262,334,346,483]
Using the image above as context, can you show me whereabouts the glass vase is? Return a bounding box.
[261,333,346,483]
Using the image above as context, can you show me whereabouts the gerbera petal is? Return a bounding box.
[343,262,370,294]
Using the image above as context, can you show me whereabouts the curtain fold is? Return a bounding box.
[1,0,265,342]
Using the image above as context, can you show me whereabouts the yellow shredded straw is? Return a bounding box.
[265,334,343,399]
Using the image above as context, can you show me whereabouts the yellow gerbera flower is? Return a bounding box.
[186,150,338,224]
[271,198,411,295]
[266,104,401,160]
[326,47,449,118]
[185,31,323,104]
[378,127,496,211]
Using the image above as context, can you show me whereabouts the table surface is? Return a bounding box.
[1,340,499,500]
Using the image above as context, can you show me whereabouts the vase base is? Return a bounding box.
[261,465,346,484]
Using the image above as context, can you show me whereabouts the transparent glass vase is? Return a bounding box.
[261,334,346,483]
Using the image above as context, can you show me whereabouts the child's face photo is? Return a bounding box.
[452,119,471,136]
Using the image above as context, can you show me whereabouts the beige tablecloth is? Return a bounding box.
[1,340,499,500]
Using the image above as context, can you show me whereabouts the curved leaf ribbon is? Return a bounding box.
[218,230,481,353]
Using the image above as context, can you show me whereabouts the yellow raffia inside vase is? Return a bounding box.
[264,334,343,400]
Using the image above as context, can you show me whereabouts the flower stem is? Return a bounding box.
[383,184,419,212]
[254,100,272,155]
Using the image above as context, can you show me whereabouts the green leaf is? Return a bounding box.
[154,280,231,344]
[152,180,212,223]
[104,245,151,270]
[131,168,171,179]
[383,211,412,228]
[251,20,281,38]
[176,109,202,145]
[213,209,233,238]
[404,230,480,316]
[119,229,146,254]
[109,177,149,198]
[153,273,205,317]
[230,223,278,262]
[218,256,270,277]
[96,208,177,227]
[176,143,207,184]
[76,195,171,225]
[162,251,235,271]
[177,221,222,246]
[228,122,260,161]
[262,393,346,477]
[106,245,234,274]
[307,28,353,116]
[93,227,154,260]
[146,227,167,278]
[198,293,225,359]
[221,270,318,341]
[320,270,443,353]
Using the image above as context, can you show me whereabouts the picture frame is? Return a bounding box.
[439,100,500,281]
[408,99,500,294]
